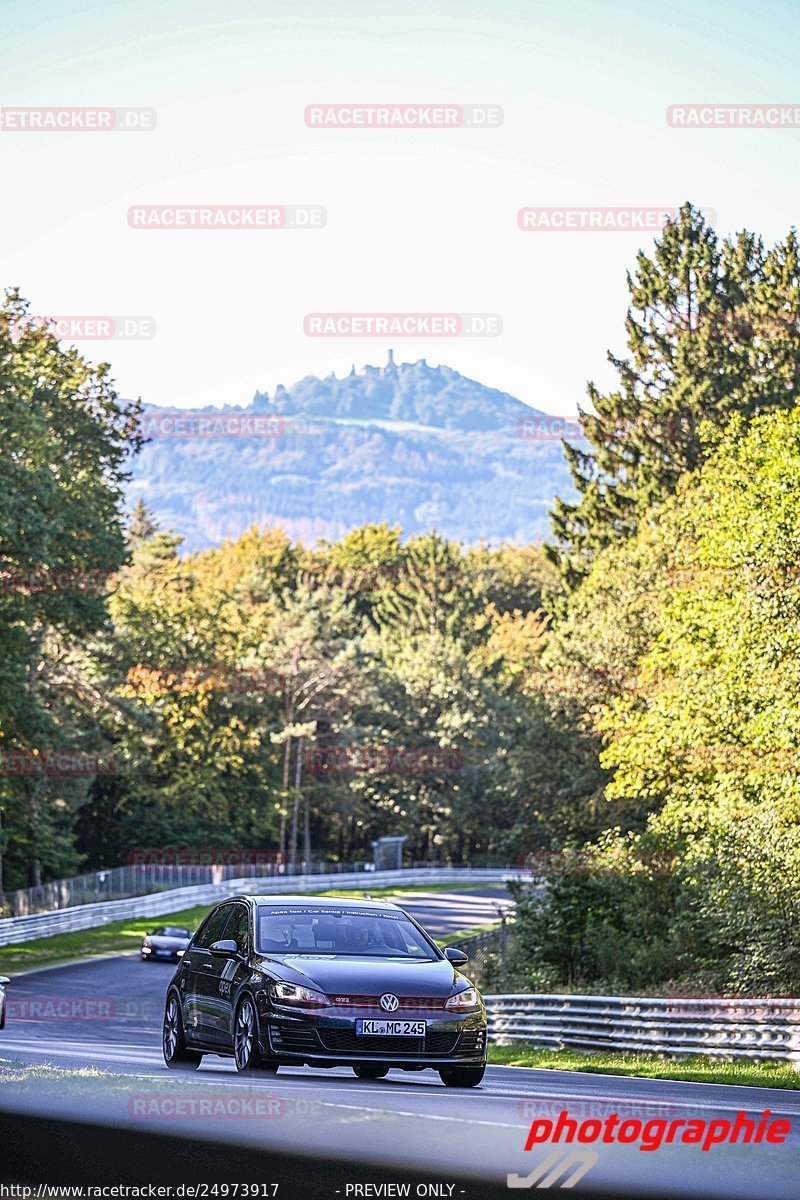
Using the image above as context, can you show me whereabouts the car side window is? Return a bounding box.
[193,905,232,950]
[225,904,250,955]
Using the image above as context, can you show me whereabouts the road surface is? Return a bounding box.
[0,889,797,1198]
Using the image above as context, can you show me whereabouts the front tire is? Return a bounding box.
[353,1064,389,1079]
[234,996,278,1072]
[439,1063,485,1088]
[163,992,202,1070]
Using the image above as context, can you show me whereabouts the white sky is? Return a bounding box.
[1,0,798,414]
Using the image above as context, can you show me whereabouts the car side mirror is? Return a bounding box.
[0,976,9,985]
[444,947,468,966]
[210,939,241,957]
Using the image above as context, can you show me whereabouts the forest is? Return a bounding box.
[3,202,800,992]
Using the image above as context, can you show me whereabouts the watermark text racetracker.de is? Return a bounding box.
[0,106,155,131]
[517,849,675,876]
[305,745,464,775]
[0,569,113,595]
[128,206,325,230]
[7,997,117,1021]
[138,412,325,440]
[517,207,715,232]
[667,104,800,128]
[139,412,286,439]
[122,664,286,696]
[128,1093,323,1120]
[127,847,282,866]
[0,750,116,777]
[516,416,583,441]
[10,315,155,340]
[304,313,502,337]
[305,103,503,128]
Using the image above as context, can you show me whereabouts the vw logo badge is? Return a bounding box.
[380,993,399,1012]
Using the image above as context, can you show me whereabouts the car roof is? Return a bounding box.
[235,894,402,912]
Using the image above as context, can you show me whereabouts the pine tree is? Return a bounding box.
[127,500,159,547]
[547,203,800,590]
[374,530,473,638]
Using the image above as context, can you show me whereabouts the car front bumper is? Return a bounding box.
[142,947,185,960]
[259,1004,487,1068]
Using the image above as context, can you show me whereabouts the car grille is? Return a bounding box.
[269,1024,484,1059]
[269,1025,318,1052]
[326,995,448,1010]
[318,1029,460,1056]
[455,1029,485,1056]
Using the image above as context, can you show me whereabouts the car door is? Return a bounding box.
[181,904,232,1043]
[206,901,251,1045]
[193,902,250,1045]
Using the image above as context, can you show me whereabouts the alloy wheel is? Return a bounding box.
[235,998,255,1070]
[163,995,179,1060]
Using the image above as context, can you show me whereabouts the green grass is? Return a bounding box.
[437,922,500,946]
[0,1061,112,1088]
[6,1050,794,1095]
[0,904,214,976]
[0,1060,269,1100]
[0,882,506,976]
[312,881,494,899]
[488,1045,800,1089]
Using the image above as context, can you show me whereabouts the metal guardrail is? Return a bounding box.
[0,867,526,948]
[484,993,800,1062]
[3,858,375,918]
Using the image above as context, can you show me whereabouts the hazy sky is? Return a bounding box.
[1,0,798,415]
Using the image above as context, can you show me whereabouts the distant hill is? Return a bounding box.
[128,354,583,552]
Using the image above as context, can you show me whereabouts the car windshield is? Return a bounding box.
[256,907,438,960]
[156,927,191,938]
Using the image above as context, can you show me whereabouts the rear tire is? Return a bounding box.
[439,1063,485,1088]
[353,1064,389,1079]
[163,992,202,1070]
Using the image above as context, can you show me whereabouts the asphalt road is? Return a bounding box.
[1,889,798,1198]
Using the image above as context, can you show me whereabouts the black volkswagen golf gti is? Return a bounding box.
[163,895,487,1086]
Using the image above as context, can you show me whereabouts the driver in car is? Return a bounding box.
[351,922,386,951]
[260,918,295,950]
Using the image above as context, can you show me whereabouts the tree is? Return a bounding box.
[0,289,140,893]
[575,408,800,990]
[547,204,800,590]
[127,500,159,547]
[374,531,479,640]
[254,584,368,867]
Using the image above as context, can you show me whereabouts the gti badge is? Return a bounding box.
[379,993,399,1012]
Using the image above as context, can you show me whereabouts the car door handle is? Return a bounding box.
[202,961,213,969]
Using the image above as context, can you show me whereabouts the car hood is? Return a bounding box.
[147,936,188,948]
[253,953,467,997]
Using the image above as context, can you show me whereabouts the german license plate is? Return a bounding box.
[356,1019,426,1036]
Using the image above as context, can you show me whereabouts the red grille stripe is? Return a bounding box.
[326,995,448,1010]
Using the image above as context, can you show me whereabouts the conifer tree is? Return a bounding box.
[547,203,800,589]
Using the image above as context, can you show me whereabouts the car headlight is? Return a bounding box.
[269,982,329,1008]
[445,987,481,1011]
